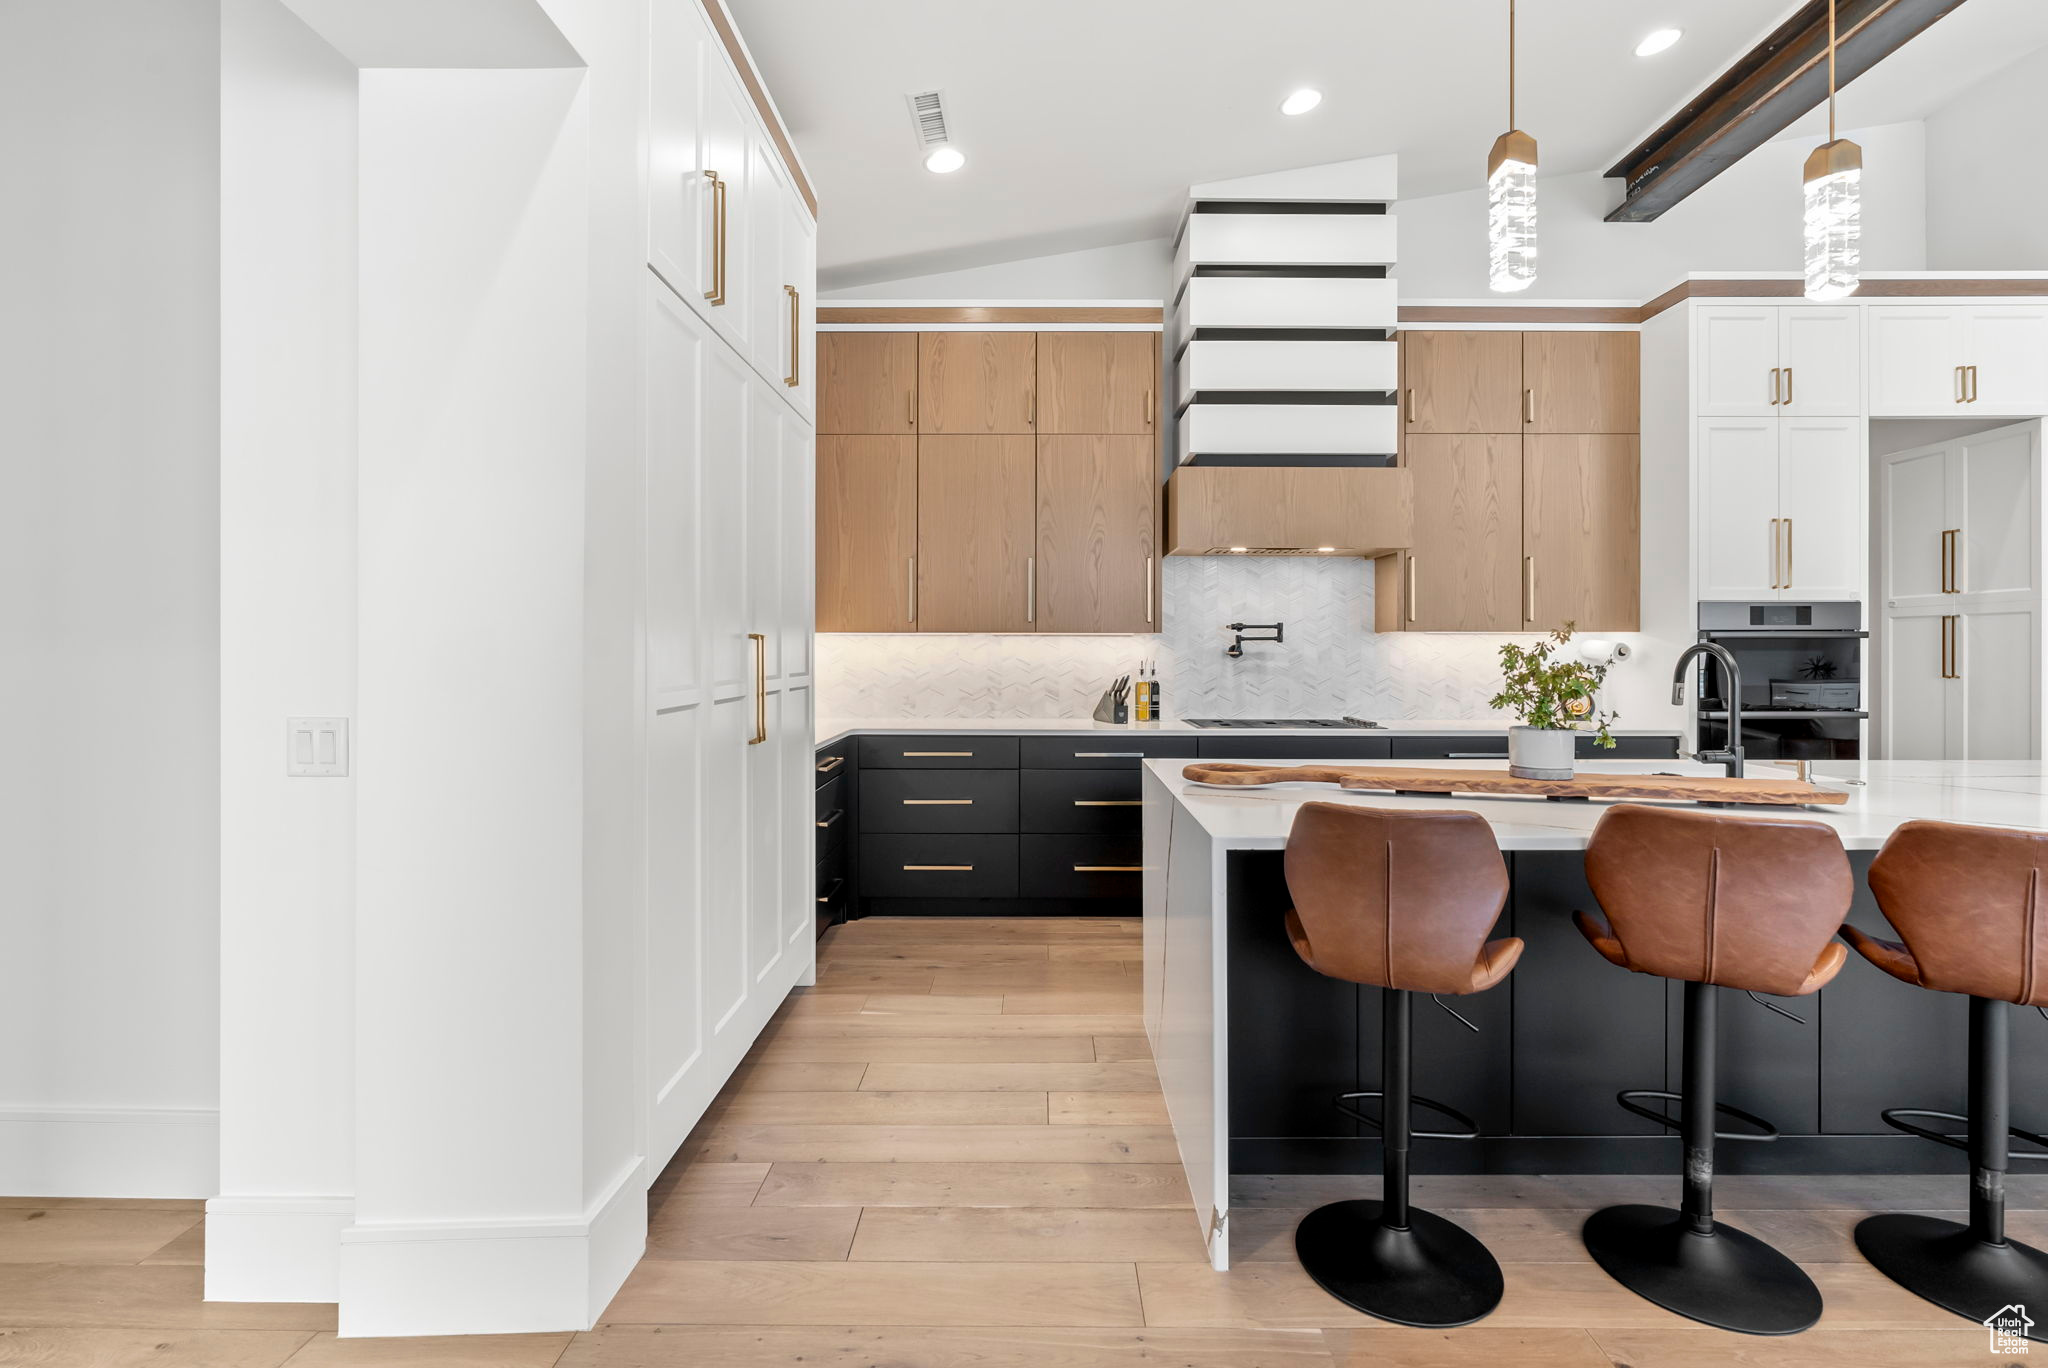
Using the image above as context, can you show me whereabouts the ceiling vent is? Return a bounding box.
[905,89,953,150]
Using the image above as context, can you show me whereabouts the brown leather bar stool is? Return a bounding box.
[1282,800,1521,1328]
[1577,804,1852,1336]
[1844,819,2048,1339]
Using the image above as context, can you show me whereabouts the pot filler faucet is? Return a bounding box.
[1225,622,1284,659]
[1671,641,1745,779]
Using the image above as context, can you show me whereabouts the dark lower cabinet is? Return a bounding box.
[1020,768,1142,832]
[860,769,1018,834]
[813,740,854,937]
[860,834,1018,898]
[1019,834,1142,898]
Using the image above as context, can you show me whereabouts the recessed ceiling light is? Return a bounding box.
[1228,547,1248,553]
[1634,28,1682,57]
[1317,547,1336,553]
[923,146,965,173]
[1279,88,1323,116]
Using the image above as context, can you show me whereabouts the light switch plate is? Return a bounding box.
[286,717,350,777]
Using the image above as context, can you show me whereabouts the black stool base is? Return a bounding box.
[1583,1204,1822,1336]
[1295,1199,1504,1329]
[1856,1213,2048,1341]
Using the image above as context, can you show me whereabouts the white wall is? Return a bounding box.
[1398,121,1929,300]
[1925,48,2048,270]
[0,0,221,1197]
[820,235,1171,300]
[212,0,360,1297]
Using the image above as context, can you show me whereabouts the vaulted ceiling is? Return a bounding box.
[728,0,2048,288]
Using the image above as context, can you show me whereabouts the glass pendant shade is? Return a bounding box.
[1488,129,1538,293]
[1803,138,1862,301]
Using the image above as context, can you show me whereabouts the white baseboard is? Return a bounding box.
[0,1106,217,1198]
[206,1194,354,1302]
[336,1158,646,1337]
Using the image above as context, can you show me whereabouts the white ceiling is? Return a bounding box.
[727,0,2048,289]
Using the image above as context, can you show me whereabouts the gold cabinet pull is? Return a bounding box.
[1074,752,1143,758]
[907,390,916,428]
[816,877,843,905]
[1074,800,1142,807]
[702,171,727,305]
[1968,364,1981,403]
[747,632,767,744]
[1942,529,1959,593]
[1941,614,1959,679]
[904,864,973,871]
[903,798,972,805]
[816,754,846,774]
[1957,365,1967,404]
[908,556,917,624]
[816,809,845,828]
[1783,367,1793,406]
[1145,555,1154,625]
[1783,518,1793,589]
[1524,555,1536,623]
[1769,367,1782,406]
[1523,388,1535,426]
[903,751,973,757]
[1769,518,1782,589]
[1404,386,1416,424]
[1144,388,1153,426]
[1074,865,1142,873]
[1026,556,1036,624]
[1407,555,1418,624]
[784,284,800,387]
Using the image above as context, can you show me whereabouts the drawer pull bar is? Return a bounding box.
[816,877,844,904]
[904,864,973,871]
[816,809,845,828]
[1446,753,1507,760]
[1074,865,1142,872]
[1075,751,1143,758]
[903,798,972,805]
[903,750,974,757]
[815,754,846,774]
[1074,800,1142,806]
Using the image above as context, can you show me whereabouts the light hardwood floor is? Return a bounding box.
[9,915,2042,1366]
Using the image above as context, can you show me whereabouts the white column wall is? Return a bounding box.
[0,0,221,1198]
[340,66,597,1337]
[212,0,360,1300]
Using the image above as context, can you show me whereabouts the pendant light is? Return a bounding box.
[1488,0,1537,293]
[1803,0,1862,300]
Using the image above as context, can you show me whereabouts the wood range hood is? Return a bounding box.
[1164,465,1413,557]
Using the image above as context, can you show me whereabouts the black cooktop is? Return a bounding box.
[1184,717,1382,729]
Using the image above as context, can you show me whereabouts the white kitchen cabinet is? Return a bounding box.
[1173,212,1396,276]
[1883,605,2039,760]
[647,0,714,307]
[1177,401,1399,463]
[1869,306,2048,416]
[1172,276,1396,339]
[1696,416,1862,601]
[780,186,816,422]
[1880,442,1950,602]
[1696,305,1858,416]
[1175,339,1396,405]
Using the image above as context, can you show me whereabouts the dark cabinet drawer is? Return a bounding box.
[859,735,1020,769]
[1390,735,1508,760]
[860,769,1017,833]
[815,773,847,824]
[1019,735,1196,768]
[1584,734,1680,760]
[1021,769,1143,833]
[861,835,1018,898]
[1195,735,1393,760]
[814,741,850,785]
[1020,835,1143,899]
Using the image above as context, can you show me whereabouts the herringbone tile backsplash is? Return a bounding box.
[818,558,1574,721]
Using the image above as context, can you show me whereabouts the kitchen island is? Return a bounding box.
[1141,757,2048,1269]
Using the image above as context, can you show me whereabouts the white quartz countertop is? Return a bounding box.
[816,716,1683,747]
[1144,758,2048,852]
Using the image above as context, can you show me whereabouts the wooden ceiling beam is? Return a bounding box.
[1604,0,1969,223]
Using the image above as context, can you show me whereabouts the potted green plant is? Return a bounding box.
[1488,624,1617,780]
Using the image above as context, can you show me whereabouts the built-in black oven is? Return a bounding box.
[1695,601,1866,761]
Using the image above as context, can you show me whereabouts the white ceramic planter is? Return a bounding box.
[1508,725,1577,781]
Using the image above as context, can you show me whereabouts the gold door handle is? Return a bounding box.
[1145,555,1154,625]
[784,285,800,387]
[1957,365,1967,404]
[1951,615,1961,678]
[815,754,846,774]
[903,798,972,805]
[816,809,845,828]
[907,390,916,428]
[1941,614,1958,679]
[1770,367,1782,406]
[702,171,727,306]
[1407,555,1418,624]
[1968,364,1980,403]
[1942,529,1956,593]
[908,556,917,624]
[1523,388,1535,426]
[904,864,973,871]
[1524,555,1536,623]
[816,877,843,905]
[903,751,973,757]
[1783,367,1794,406]
[1144,388,1153,427]
[1404,387,1417,424]
[1026,556,1036,625]
[1783,518,1792,589]
[1074,800,1142,807]
[747,632,767,744]
[1074,865,1142,873]
[1769,518,1781,589]
[1028,387,1036,427]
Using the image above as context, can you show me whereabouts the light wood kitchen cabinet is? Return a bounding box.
[1397,434,1523,631]
[1523,331,1639,434]
[1402,331,1522,433]
[819,333,916,434]
[816,436,916,631]
[1038,333,1157,435]
[1523,435,1640,631]
[1035,436,1157,632]
[918,332,1037,434]
[916,435,1036,631]
[1166,466,1413,557]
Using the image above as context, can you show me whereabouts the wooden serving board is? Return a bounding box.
[1180,763,1849,807]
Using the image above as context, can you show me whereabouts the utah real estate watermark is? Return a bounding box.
[1987,1304,2034,1354]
